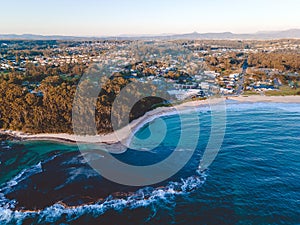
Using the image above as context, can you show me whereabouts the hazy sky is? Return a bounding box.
[1,0,299,36]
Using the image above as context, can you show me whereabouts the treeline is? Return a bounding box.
[205,52,245,74]
[0,62,87,85]
[0,71,164,134]
[24,63,87,82]
[0,40,130,59]
[204,51,300,74]
[0,78,76,133]
[248,52,300,72]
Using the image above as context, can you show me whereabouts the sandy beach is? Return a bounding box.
[0,98,217,148]
[228,95,300,103]
[1,95,299,147]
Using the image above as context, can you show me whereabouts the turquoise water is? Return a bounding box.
[0,102,299,224]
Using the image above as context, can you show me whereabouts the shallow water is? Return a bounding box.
[0,102,299,224]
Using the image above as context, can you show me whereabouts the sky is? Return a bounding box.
[1,0,300,36]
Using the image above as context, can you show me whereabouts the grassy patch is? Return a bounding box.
[243,86,300,96]
[265,86,300,96]
[242,91,260,96]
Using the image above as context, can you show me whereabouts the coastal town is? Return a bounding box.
[1,0,300,223]
[1,39,299,101]
[0,38,299,134]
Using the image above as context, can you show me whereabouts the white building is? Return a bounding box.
[168,89,204,101]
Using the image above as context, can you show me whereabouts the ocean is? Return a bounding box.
[0,102,299,225]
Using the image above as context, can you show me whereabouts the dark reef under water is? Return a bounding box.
[0,102,300,224]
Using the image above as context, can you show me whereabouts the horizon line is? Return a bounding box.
[1,28,300,38]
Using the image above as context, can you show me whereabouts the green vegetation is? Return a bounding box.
[1,39,299,135]
[242,85,300,96]
[265,85,300,96]
[242,91,260,96]
[0,67,163,134]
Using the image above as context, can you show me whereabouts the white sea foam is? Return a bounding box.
[0,171,206,224]
[0,162,42,195]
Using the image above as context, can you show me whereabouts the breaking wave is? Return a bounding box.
[0,164,206,224]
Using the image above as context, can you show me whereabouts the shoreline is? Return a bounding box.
[228,95,300,103]
[0,98,214,148]
[1,95,299,146]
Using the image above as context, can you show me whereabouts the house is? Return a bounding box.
[30,90,44,97]
[229,73,239,79]
[200,82,209,90]
[174,83,198,89]
[253,85,276,91]
[204,71,219,78]
[168,89,205,100]
[220,88,234,94]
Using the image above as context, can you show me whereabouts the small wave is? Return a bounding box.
[0,162,42,195]
[0,172,206,224]
[226,102,300,112]
[0,162,43,216]
[0,141,12,151]
[1,145,11,150]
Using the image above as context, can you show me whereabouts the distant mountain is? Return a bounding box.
[160,29,300,40]
[0,34,84,40]
[1,29,300,40]
[250,29,300,39]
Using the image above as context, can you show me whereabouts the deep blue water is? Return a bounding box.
[0,102,299,224]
